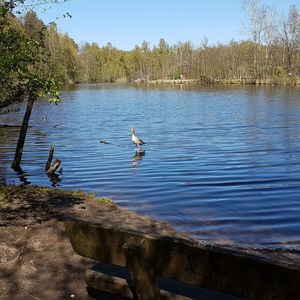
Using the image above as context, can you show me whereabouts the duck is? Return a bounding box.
[130,128,145,151]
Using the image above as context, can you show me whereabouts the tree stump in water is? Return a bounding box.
[47,159,61,175]
[45,145,54,172]
[45,146,61,175]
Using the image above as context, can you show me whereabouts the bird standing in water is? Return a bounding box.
[130,128,145,151]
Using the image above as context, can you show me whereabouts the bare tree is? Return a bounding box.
[277,5,300,74]
[242,0,269,78]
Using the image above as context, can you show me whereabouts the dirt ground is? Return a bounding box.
[0,220,95,299]
[0,185,299,300]
[0,185,192,300]
[0,185,126,300]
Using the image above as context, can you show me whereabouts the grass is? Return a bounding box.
[0,184,114,208]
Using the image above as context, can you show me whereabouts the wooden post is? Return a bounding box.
[45,145,61,175]
[45,145,54,172]
[46,159,61,175]
[122,238,161,300]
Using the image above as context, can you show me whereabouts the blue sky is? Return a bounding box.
[34,0,299,50]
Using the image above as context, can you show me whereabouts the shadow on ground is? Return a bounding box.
[0,185,124,299]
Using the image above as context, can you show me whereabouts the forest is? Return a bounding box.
[1,0,300,111]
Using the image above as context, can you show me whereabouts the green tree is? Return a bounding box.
[0,2,29,109]
[0,1,60,171]
[44,23,79,83]
[23,9,45,43]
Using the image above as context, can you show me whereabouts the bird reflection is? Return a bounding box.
[132,150,146,168]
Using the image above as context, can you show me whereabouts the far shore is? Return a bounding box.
[57,77,300,88]
[134,77,300,86]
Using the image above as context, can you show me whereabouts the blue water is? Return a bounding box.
[1,84,300,249]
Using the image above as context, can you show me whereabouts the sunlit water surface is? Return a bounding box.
[1,84,300,249]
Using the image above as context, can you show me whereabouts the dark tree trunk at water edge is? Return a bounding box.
[11,95,36,172]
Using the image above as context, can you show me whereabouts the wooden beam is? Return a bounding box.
[85,268,134,299]
[85,264,193,300]
[123,237,161,300]
[64,218,300,299]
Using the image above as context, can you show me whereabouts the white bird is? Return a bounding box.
[130,128,145,151]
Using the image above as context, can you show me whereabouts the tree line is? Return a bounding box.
[2,0,300,96]
[34,1,300,84]
[79,1,300,84]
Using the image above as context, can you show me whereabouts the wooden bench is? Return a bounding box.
[64,218,300,300]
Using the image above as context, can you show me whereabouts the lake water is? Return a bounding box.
[1,84,300,249]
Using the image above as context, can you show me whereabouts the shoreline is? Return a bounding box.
[0,184,299,298]
[1,184,299,253]
[141,77,300,86]
[63,77,300,88]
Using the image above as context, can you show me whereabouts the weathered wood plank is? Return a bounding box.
[64,218,300,300]
[85,268,134,299]
[85,266,194,300]
[123,237,161,300]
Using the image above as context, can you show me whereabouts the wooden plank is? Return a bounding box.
[122,237,161,300]
[64,219,300,299]
[85,267,193,300]
[85,268,133,299]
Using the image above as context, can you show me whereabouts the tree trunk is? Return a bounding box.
[11,94,35,171]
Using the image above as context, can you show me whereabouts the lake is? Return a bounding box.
[1,84,300,249]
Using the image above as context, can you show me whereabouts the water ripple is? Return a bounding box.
[1,84,300,249]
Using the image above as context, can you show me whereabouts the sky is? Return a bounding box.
[32,0,300,50]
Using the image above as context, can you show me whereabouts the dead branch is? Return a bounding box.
[45,145,54,172]
[46,159,61,175]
